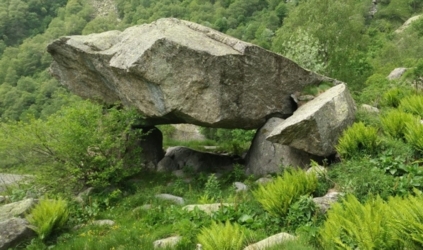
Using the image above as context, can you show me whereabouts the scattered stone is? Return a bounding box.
[245,117,316,176]
[255,177,273,186]
[387,67,408,80]
[74,187,94,204]
[306,165,327,178]
[48,18,337,129]
[360,104,379,113]
[91,220,115,227]
[153,236,182,249]
[157,146,237,174]
[233,182,248,192]
[267,84,356,157]
[155,194,185,205]
[243,232,296,250]
[183,203,233,215]
[0,199,36,221]
[313,191,342,213]
[0,218,35,250]
[0,174,27,193]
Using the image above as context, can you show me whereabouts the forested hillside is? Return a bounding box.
[0,0,422,121]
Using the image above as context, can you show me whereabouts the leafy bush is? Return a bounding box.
[285,195,317,230]
[405,120,423,153]
[197,221,245,250]
[26,198,69,240]
[358,74,390,105]
[336,122,380,158]
[388,192,423,248]
[0,99,144,192]
[399,95,423,117]
[381,109,416,139]
[253,168,317,217]
[319,195,401,250]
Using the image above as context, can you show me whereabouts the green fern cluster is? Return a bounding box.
[197,221,245,250]
[319,195,399,250]
[381,87,413,108]
[399,95,423,117]
[26,198,69,240]
[405,121,423,153]
[381,109,417,139]
[252,168,317,217]
[389,192,423,248]
[336,122,379,158]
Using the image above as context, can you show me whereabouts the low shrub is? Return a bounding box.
[399,95,423,117]
[197,221,245,250]
[336,122,380,159]
[319,195,401,250]
[26,198,69,240]
[380,87,413,108]
[253,168,317,217]
[381,109,416,139]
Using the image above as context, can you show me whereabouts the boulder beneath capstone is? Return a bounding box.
[267,84,356,157]
[47,18,336,129]
[0,218,35,250]
[245,117,316,176]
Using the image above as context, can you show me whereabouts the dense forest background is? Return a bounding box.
[0,0,422,121]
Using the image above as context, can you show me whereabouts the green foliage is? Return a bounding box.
[405,119,423,153]
[358,74,390,105]
[399,95,423,117]
[200,128,255,155]
[319,195,400,250]
[380,87,414,108]
[388,192,423,248]
[336,122,380,159]
[202,174,222,202]
[381,109,416,139]
[197,221,245,250]
[0,99,144,193]
[279,28,326,73]
[26,198,69,240]
[285,195,317,230]
[253,168,317,217]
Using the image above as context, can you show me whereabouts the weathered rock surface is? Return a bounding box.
[0,174,27,193]
[387,67,408,80]
[313,191,342,213]
[155,194,185,205]
[0,199,36,221]
[360,104,379,113]
[157,146,237,173]
[154,236,182,249]
[233,182,248,192]
[243,232,296,250]
[245,117,315,176]
[183,203,233,215]
[0,218,34,250]
[170,124,206,141]
[47,18,336,129]
[267,84,356,157]
[395,15,423,33]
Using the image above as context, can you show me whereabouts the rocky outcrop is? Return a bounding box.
[183,203,233,215]
[0,218,34,250]
[267,84,356,157]
[154,236,182,249]
[245,117,315,176]
[47,18,336,129]
[395,15,423,33]
[313,191,342,213]
[157,146,238,173]
[155,194,185,205]
[169,124,206,141]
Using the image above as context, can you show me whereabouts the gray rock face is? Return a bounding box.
[0,218,34,250]
[245,118,314,176]
[313,191,342,213]
[387,67,408,80]
[267,84,356,157]
[395,15,423,33]
[157,146,237,173]
[47,18,334,129]
[153,236,182,249]
[243,232,296,250]
[0,199,36,221]
[155,194,185,205]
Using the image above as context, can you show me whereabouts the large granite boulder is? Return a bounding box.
[47,18,336,129]
[0,218,34,250]
[0,199,36,221]
[245,117,315,176]
[267,84,356,157]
